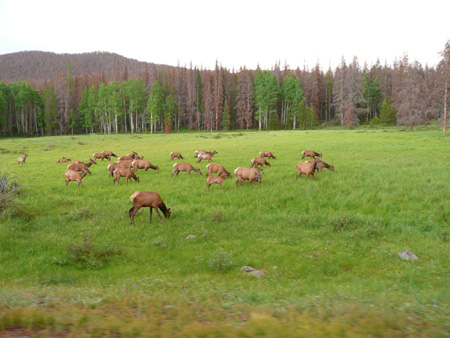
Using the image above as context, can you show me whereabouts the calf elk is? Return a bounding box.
[170,152,184,160]
[129,191,171,225]
[57,156,71,163]
[251,157,271,168]
[259,151,277,160]
[206,174,229,190]
[315,159,334,172]
[65,169,89,187]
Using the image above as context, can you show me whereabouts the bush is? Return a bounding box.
[0,170,21,212]
[208,249,233,274]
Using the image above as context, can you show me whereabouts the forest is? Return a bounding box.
[0,40,448,136]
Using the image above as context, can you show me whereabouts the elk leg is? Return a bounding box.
[129,206,139,226]
[149,207,153,223]
[155,208,163,224]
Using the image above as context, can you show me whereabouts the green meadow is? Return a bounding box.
[0,127,449,337]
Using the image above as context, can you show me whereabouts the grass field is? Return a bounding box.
[0,127,449,337]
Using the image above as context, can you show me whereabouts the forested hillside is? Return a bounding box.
[0,43,449,136]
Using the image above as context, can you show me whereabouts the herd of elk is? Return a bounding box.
[35,145,334,224]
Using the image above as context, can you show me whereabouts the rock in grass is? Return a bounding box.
[240,266,266,278]
[398,250,418,261]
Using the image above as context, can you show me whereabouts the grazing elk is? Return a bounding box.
[101,150,117,160]
[93,152,110,161]
[129,191,171,225]
[112,168,140,185]
[315,159,334,172]
[118,154,134,161]
[17,154,28,164]
[206,175,228,190]
[296,161,318,180]
[132,159,159,172]
[301,150,322,159]
[170,152,184,160]
[234,167,263,186]
[196,150,218,163]
[194,150,207,158]
[251,157,271,168]
[67,159,96,173]
[65,169,89,187]
[171,163,202,176]
[259,151,277,160]
[108,160,133,178]
[57,156,71,163]
[206,163,232,178]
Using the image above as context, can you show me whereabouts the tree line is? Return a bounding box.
[0,41,449,136]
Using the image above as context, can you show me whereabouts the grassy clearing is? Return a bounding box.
[0,127,449,336]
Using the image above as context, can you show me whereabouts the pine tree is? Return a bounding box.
[221,99,230,130]
[379,97,397,125]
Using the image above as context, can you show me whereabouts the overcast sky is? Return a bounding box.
[0,0,449,71]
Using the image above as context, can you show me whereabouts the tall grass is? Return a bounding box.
[0,128,449,336]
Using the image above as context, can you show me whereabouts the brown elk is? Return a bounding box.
[65,169,89,187]
[206,175,227,190]
[129,191,171,225]
[67,159,96,173]
[259,151,277,160]
[17,154,28,164]
[301,150,322,159]
[171,163,202,176]
[234,167,263,186]
[296,161,318,180]
[132,160,159,172]
[113,168,140,185]
[194,150,207,158]
[101,150,117,160]
[108,160,132,178]
[251,157,271,168]
[93,152,110,161]
[170,152,184,160]
[118,155,134,161]
[206,163,232,178]
[57,156,71,163]
[196,150,218,163]
[315,159,334,172]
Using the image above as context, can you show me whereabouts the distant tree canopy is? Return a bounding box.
[0,47,449,136]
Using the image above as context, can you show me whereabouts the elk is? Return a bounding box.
[93,152,110,161]
[118,155,134,161]
[296,161,318,180]
[206,175,227,190]
[132,159,159,172]
[315,159,334,172]
[196,150,218,163]
[113,168,140,185]
[108,160,132,178]
[67,159,96,173]
[171,163,202,176]
[65,169,89,187]
[301,150,322,159]
[17,154,28,164]
[251,157,271,168]
[170,152,184,160]
[57,156,71,163]
[101,150,117,160]
[206,163,232,178]
[129,191,171,225]
[194,150,207,158]
[234,167,263,186]
[259,151,277,160]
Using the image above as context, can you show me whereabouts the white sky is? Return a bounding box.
[0,0,449,71]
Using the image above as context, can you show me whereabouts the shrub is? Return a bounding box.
[208,249,233,274]
[55,234,122,270]
[0,170,21,212]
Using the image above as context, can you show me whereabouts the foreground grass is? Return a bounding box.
[0,127,449,337]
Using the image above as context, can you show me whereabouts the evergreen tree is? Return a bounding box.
[379,97,397,125]
[42,84,58,135]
